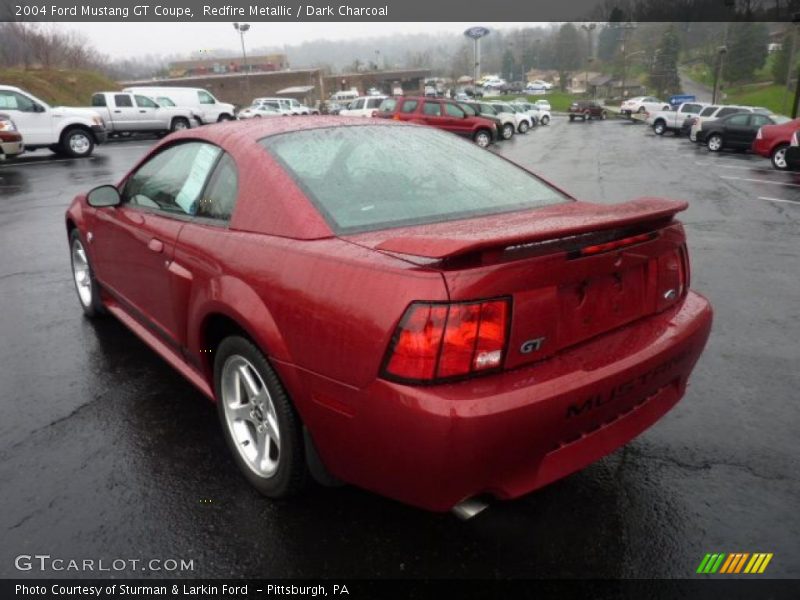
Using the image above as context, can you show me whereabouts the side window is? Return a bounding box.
[352,99,364,110]
[135,95,157,108]
[423,102,441,116]
[121,142,221,216]
[367,98,383,109]
[198,90,216,105]
[400,99,418,113]
[716,107,739,118]
[0,91,37,112]
[727,114,749,126]
[444,103,465,118]
[114,94,133,108]
[378,98,397,113]
[700,106,718,116]
[750,114,772,127]
[196,154,238,221]
[91,94,107,107]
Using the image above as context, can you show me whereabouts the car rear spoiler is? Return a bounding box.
[374,198,688,259]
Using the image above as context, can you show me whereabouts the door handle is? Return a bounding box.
[139,110,146,113]
[148,238,164,253]
[113,110,121,113]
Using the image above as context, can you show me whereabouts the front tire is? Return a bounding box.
[170,117,190,132]
[707,133,723,152]
[217,114,234,122]
[215,336,307,498]
[771,144,790,170]
[60,127,94,158]
[69,229,105,318]
[517,120,529,134]
[473,129,492,148]
[502,123,515,140]
[540,115,550,125]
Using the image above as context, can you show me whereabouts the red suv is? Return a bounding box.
[376,96,497,147]
[751,117,800,170]
[568,101,608,121]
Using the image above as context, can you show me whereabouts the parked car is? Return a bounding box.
[88,92,197,136]
[0,85,106,158]
[376,96,497,147]
[620,96,671,118]
[489,101,534,133]
[751,117,800,170]
[65,117,712,512]
[702,112,790,152]
[568,100,608,121]
[254,97,318,116]
[526,80,553,91]
[0,113,24,160]
[513,101,552,126]
[534,99,552,112]
[122,86,235,124]
[689,105,769,142]
[459,102,507,140]
[330,90,359,104]
[338,96,388,117]
[237,103,284,119]
[647,102,709,136]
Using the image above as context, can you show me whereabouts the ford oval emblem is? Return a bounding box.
[464,26,490,39]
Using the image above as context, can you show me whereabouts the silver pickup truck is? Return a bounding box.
[646,102,709,136]
[88,92,198,136]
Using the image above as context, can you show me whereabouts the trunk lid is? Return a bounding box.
[345,198,689,369]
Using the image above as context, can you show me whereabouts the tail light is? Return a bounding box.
[382,299,511,383]
[756,127,763,140]
[791,131,799,147]
[656,244,689,312]
[0,118,17,132]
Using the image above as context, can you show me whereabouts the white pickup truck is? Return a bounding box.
[0,85,107,158]
[646,102,709,135]
[88,92,198,136]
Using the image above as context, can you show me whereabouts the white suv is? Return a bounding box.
[339,96,388,118]
[255,97,318,115]
[490,101,534,133]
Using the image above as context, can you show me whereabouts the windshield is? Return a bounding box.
[261,125,568,234]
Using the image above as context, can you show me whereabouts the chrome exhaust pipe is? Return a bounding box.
[451,497,490,520]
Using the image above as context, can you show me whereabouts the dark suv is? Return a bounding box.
[568,101,608,121]
[376,97,497,147]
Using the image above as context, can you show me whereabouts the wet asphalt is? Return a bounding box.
[0,119,798,579]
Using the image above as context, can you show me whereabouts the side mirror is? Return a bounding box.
[87,185,121,207]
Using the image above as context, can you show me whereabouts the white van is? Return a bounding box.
[330,90,359,103]
[121,86,235,125]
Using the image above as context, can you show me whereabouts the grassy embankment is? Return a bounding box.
[0,68,119,105]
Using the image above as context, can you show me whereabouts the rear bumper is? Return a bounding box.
[284,292,713,511]
[0,136,24,159]
[751,138,772,158]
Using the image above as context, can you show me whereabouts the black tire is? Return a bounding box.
[638,106,646,114]
[170,117,190,132]
[60,127,95,158]
[601,111,608,120]
[217,114,234,122]
[68,229,105,318]
[518,120,529,134]
[502,123,515,140]
[473,129,492,148]
[583,111,590,121]
[214,336,307,498]
[771,143,790,171]
[540,115,550,125]
[707,133,724,152]
[653,120,666,135]
[569,115,575,122]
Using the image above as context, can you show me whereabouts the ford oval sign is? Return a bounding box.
[464,26,490,39]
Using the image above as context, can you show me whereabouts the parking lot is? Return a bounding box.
[1,117,798,579]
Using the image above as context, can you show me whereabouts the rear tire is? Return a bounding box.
[653,120,666,135]
[540,115,550,125]
[217,114,234,122]
[584,111,590,121]
[214,336,308,498]
[771,144,790,170]
[569,115,575,122]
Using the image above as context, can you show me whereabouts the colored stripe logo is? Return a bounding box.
[696,553,773,574]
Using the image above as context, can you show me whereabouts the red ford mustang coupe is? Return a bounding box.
[65,118,712,512]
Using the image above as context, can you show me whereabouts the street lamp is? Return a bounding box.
[581,24,596,96]
[711,45,728,104]
[621,50,646,100]
[233,22,251,95]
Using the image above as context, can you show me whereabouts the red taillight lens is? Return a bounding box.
[575,232,656,257]
[383,299,510,383]
[656,244,689,312]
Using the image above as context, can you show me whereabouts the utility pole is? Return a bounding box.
[712,45,728,104]
[233,23,251,97]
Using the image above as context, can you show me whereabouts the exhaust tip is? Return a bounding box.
[451,497,490,521]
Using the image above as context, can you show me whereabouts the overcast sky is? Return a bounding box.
[65,22,547,59]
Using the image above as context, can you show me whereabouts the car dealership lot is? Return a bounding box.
[1,122,798,578]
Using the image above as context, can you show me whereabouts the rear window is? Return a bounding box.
[260,125,568,234]
[716,107,741,118]
[700,106,718,116]
[378,98,397,113]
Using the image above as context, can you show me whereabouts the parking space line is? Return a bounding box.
[758,196,800,205]
[695,161,777,174]
[0,157,97,169]
[719,175,800,187]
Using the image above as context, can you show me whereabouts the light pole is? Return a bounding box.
[581,24,596,95]
[615,22,637,99]
[464,27,490,90]
[233,22,251,95]
[621,50,646,100]
[711,45,728,104]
